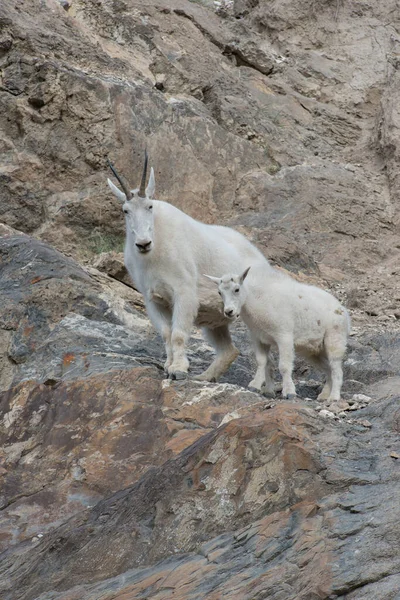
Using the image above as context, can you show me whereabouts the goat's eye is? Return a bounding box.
[234,288,240,293]
[123,209,128,214]
[218,291,222,297]
[148,205,153,211]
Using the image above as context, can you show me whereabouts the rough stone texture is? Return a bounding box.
[3,396,400,600]
[91,251,133,288]
[1,0,400,598]
[0,366,263,554]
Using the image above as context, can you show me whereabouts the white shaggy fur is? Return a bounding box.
[107,161,273,380]
[206,263,350,401]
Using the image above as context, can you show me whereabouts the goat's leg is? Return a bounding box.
[276,335,296,398]
[324,330,346,402]
[317,373,332,401]
[263,346,275,397]
[249,339,275,397]
[304,352,332,401]
[249,342,267,391]
[145,300,173,371]
[307,354,332,401]
[327,359,343,402]
[195,325,239,382]
[167,293,198,379]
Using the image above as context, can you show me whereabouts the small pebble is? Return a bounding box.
[264,402,276,410]
[354,419,372,428]
[352,394,372,403]
[320,409,335,419]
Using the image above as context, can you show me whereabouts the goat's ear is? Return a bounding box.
[203,274,221,285]
[146,167,155,199]
[107,178,126,204]
[239,266,251,284]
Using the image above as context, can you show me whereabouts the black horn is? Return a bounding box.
[138,150,148,198]
[107,159,133,200]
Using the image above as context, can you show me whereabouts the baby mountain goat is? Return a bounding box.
[107,154,273,381]
[205,263,350,402]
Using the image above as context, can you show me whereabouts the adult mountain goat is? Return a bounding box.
[205,263,350,402]
[107,154,273,381]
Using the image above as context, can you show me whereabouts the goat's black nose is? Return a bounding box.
[136,241,152,252]
[225,309,234,317]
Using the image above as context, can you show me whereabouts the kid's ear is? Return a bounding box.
[239,266,251,284]
[203,274,221,285]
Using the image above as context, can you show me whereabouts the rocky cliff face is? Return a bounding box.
[1,1,400,599]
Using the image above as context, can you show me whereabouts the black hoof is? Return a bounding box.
[248,386,262,394]
[262,391,276,399]
[169,371,188,381]
[283,393,297,400]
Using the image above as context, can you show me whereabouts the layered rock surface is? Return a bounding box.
[1,0,400,598]
[7,398,400,600]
